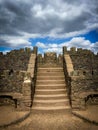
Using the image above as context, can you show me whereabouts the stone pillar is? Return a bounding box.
[16,72,32,111]
[63,46,67,54]
[17,79,31,111]
[33,46,38,55]
[27,54,36,78]
[44,52,57,64]
[58,54,63,66]
[37,54,43,66]
[70,77,86,110]
[70,47,76,52]
[22,79,32,109]
[77,48,83,53]
[25,47,31,53]
[64,54,74,76]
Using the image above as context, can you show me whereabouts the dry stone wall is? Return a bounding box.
[37,52,63,67]
[70,74,98,109]
[0,47,34,94]
[20,53,37,110]
[0,47,38,110]
[63,46,98,110]
[44,52,57,64]
[0,48,32,71]
[0,70,24,93]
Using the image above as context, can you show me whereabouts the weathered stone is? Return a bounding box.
[0,46,98,111]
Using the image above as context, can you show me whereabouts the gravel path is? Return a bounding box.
[1,110,98,130]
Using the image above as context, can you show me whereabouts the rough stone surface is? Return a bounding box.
[37,52,63,67]
[0,70,24,93]
[0,48,31,71]
[0,47,37,110]
[63,47,98,109]
[0,46,98,112]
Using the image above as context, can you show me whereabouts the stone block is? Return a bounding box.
[70,47,76,52]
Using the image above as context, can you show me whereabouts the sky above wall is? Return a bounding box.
[0,0,98,54]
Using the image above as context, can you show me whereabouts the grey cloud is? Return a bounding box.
[0,39,8,47]
[0,0,98,47]
[60,12,91,34]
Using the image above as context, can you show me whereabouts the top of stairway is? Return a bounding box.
[38,64,63,68]
[38,67,63,69]
[38,67,64,72]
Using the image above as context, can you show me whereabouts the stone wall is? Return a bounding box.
[63,46,98,110]
[17,51,37,110]
[37,52,63,67]
[92,55,98,75]
[63,46,98,76]
[20,53,37,110]
[0,70,25,93]
[0,47,32,71]
[27,54,37,78]
[70,71,98,109]
[44,52,57,64]
[0,47,38,110]
[63,46,98,74]
[0,70,28,108]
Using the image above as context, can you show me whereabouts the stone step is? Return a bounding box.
[35,89,66,94]
[34,94,68,100]
[38,65,62,68]
[36,80,65,85]
[37,72,64,76]
[34,94,68,97]
[35,90,67,95]
[33,99,69,103]
[36,84,66,89]
[37,76,65,80]
[38,68,63,72]
[33,100,69,107]
[35,89,67,95]
[32,66,70,111]
[38,67,63,69]
[35,88,67,92]
[32,106,70,111]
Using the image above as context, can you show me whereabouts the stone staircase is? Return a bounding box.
[32,67,70,111]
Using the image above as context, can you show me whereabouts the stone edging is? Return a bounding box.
[72,111,98,126]
[0,111,31,128]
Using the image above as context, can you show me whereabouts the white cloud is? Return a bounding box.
[36,42,46,48]
[8,38,31,47]
[36,37,97,54]
[0,35,32,48]
[60,37,93,51]
[0,0,98,51]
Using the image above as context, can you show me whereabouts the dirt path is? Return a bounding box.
[1,110,98,130]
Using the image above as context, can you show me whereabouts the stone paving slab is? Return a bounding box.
[72,105,98,125]
[0,106,30,127]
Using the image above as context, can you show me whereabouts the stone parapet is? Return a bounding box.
[19,52,37,110]
[27,54,36,78]
[63,49,98,110]
[64,54,74,76]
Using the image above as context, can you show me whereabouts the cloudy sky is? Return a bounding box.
[0,0,98,54]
